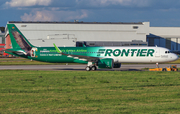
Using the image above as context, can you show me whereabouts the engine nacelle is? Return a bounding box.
[113,63,121,68]
[98,58,113,69]
[98,59,122,69]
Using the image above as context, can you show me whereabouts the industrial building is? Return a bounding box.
[4,21,180,53]
[0,28,6,56]
[0,28,5,44]
[147,27,180,52]
[5,21,149,49]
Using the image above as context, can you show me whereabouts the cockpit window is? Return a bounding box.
[165,51,170,54]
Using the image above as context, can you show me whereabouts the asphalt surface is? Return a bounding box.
[0,64,180,71]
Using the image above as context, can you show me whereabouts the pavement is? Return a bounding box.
[0,64,179,71]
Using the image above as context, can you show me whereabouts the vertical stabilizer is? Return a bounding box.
[7,24,35,56]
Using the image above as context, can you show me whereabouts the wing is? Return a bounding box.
[53,43,101,62]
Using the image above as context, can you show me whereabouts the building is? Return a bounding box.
[4,21,180,53]
[147,27,180,52]
[0,29,5,44]
[5,21,149,48]
[0,28,6,56]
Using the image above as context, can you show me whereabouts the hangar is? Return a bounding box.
[4,21,180,53]
[147,27,180,52]
[5,21,149,49]
[0,29,6,56]
[0,30,5,44]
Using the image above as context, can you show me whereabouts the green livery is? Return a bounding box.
[5,24,178,71]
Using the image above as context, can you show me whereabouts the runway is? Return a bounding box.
[0,64,179,71]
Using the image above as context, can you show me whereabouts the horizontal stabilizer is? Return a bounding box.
[5,49,27,56]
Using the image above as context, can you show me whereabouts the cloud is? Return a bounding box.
[20,10,88,21]
[2,0,180,27]
[76,0,150,7]
[21,10,54,21]
[5,0,52,7]
[63,10,88,20]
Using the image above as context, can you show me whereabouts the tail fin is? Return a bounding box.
[7,24,34,50]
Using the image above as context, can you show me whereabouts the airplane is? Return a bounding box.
[5,24,179,71]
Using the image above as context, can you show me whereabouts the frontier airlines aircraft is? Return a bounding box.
[5,24,178,71]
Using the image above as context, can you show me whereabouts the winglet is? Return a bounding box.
[83,44,86,47]
[53,43,62,53]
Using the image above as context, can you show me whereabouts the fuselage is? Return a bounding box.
[6,23,179,71]
[26,46,178,64]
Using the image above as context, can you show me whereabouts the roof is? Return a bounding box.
[8,21,143,25]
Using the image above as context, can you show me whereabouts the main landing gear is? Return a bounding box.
[85,62,97,71]
[85,66,97,71]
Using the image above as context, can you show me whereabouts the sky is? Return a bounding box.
[1,0,180,27]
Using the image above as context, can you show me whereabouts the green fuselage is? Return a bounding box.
[15,46,160,63]
[29,47,91,64]
[6,23,179,67]
[6,46,178,64]
[21,46,105,64]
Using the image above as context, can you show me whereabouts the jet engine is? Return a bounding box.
[98,58,113,69]
[97,59,121,69]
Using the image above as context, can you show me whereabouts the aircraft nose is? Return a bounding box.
[172,53,179,61]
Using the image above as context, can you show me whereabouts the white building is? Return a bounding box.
[5,21,149,47]
[147,27,180,51]
[0,30,5,44]
[5,21,180,52]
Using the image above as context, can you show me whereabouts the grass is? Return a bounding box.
[0,70,180,113]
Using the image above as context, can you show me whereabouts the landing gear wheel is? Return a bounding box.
[91,66,97,71]
[85,66,91,71]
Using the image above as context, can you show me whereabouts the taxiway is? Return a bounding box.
[0,64,179,71]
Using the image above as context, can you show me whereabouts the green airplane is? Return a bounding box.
[5,24,178,71]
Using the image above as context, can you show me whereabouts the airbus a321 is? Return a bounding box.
[5,24,178,71]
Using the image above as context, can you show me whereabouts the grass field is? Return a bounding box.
[0,70,180,113]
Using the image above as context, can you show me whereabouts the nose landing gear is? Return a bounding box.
[156,62,159,68]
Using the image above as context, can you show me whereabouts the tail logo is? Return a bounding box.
[11,27,32,56]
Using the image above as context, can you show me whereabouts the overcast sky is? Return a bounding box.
[1,0,180,27]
